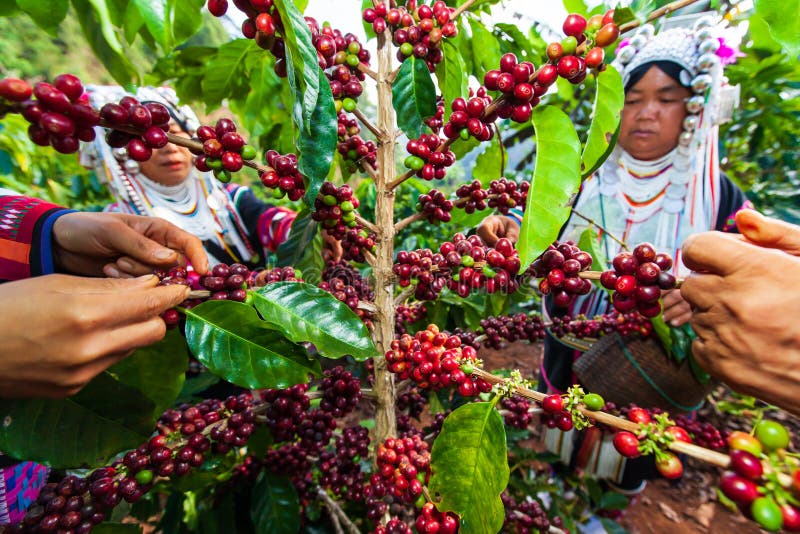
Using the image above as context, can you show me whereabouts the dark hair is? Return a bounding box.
[625,60,689,93]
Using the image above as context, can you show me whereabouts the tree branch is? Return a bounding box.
[353,107,386,141]
[387,169,416,190]
[619,0,704,34]
[570,209,629,251]
[357,61,379,82]
[394,212,425,233]
[393,285,416,306]
[316,488,360,534]
[355,212,380,235]
[450,0,479,19]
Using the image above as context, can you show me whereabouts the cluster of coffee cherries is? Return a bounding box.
[549,311,653,339]
[548,11,620,86]
[312,182,360,238]
[483,54,540,123]
[363,1,457,72]
[260,383,311,442]
[318,366,363,418]
[502,492,565,533]
[371,435,431,503]
[372,518,413,534]
[454,178,528,215]
[100,96,175,162]
[672,414,726,451]
[415,502,459,534]
[1,75,103,155]
[259,149,306,201]
[395,303,427,334]
[341,227,378,263]
[320,259,375,324]
[337,112,377,170]
[529,241,594,307]
[385,324,491,396]
[416,188,454,223]
[501,395,534,429]
[16,393,257,532]
[394,234,522,301]
[442,89,495,142]
[601,243,677,317]
[253,265,303,286]
[610,408,689,480]
[541,394,576,432]
[716,420,799,531]
[318,425,371,502]
[479,313,547,350]
[403,133,457,181]
[424,99,446,133]
[192,118,257,183]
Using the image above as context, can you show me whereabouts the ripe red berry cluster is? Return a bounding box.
[191,118,257,183]
[541,394,575,432]
[549,311,653,339]
[529,241,594,307]
[483,53,539,123]
[337,112,377,170]
[372,518,413,534]
[394,234,521,301]
[672,414,726,451]
[340,227,377,263]
[403,133,457,181]
[318,425,370,502]
[1,75,103,155]
[600,243,677,318]
[253,265,303,286]
[312,182,360,238]
[363,1,457,72]
[197,262,252,302]
[295,409,336,451]
[259,149,306,201]
[18,393,257,532]
[503,493,565,533]
[416,502,459,534]
[100,96,174,161]
[501,395,534,429]
[318,366,363,418]
[479,313,547,350]
[320,259,375,324]
[442,89,495,142]
[395,303,427,335]
[371,435,430,503]
[546,11,620,87]
[396,387,427,419]
[416,189,454,223]
[385,324,491,396]
[260,383,311,442]
[424,99,445,133]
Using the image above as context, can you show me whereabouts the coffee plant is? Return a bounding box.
[2,0,800,532]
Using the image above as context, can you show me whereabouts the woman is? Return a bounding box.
[81,86,329,271]
[480,19,750,490]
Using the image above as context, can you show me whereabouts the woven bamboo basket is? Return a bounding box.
[572,333,716,413]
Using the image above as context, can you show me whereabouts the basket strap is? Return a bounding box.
[614,336,706,412]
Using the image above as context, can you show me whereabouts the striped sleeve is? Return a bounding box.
[507,207,524,227]
[257,207,297,252]
[0,195,73,281]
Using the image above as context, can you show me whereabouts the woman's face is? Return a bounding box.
[138,122,193,186]
[618,66,691,161]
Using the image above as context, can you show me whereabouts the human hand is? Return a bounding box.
[476,215,519,246]
[735,209,800,255]
[321,230,344,263]
[680,229,800,414]
[52,212,209,278]
[0,274,189,398]
[661,289,692,327]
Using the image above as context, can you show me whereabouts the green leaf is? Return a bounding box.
[251,473,301,534]
[299,68,337,205]
[393,57,437,138]
[598,517,629,534]
[436,40,468,122]
[429,402,509,534]
[171,0,204,46]
[613,7,637,26]
[577,227,608,274]
[754,0,800,56]
[517,106,582,271]
[109,328,188,418]
[253,282,376,361]
[581,67,624,179]
[472,138,507,185]
[0,376,150,468]
[274,0,320,129]
[71,0,140,85]
[651,315,674,358]
[131,0,171,50]
[0,2,21,15]
[562,0,589,15]
[598,491,630,511]
[275,209,324,284]
[201,39,259,107]
[15,0,68,35]
[184,300,320,389]
[468,18,501,79]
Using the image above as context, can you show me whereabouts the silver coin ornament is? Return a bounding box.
[691,74,712,94]
[636,24,656,38]
[124,160,140,174]
[686,95,705,114]
[629,34,649,49]
[699,38,720,55]
[682,115,700,131]
[696,27,716,43]
[694,16,716,30]
[617,45,637,64]
[679,131,694,147]
[113,147,128,161]
[697,53,720,73]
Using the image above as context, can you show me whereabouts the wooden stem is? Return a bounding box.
[387,168,416,190]
[353,107,386,141]
[619,0,705,34]
[570,209,629,251]
[450,0,478,20]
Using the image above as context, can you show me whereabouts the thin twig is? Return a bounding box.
[316,488,360,534]
[360,160,379,181]
[364,249,378,267]
[450,0,479,19]
[353,107,386,141]
[357,61,379,82]
[570,209,629,251]
[394,285,416,306]
[357,300,378,314]
[387,67,401,84]
[495,124,506,177]
[355,213,381,235]
[387,168,416,190]
[394,212,424,233]
[619,0,704,34]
